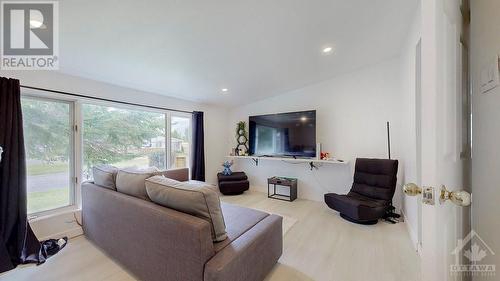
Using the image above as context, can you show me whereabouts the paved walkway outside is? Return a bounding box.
[27,172,69,192]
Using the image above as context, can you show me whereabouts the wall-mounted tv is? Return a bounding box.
[249,110,316,158]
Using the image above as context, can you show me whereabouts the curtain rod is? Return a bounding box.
[20,85,194,114]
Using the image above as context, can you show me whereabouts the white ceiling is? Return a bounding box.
[58,0,417,106]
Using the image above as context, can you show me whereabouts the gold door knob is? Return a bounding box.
[403,183,422,196]
[439,185,471,207]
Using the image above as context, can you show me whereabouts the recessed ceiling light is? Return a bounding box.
[221,88,228,93]
[300,116,307,122]
[322,46,334,54]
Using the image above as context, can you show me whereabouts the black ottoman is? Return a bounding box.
[217,172,249,195]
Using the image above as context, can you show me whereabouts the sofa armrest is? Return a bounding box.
[204,215,283,281]
[164,167,189,181]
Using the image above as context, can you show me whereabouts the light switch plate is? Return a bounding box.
[480,55,500,94]
[422,186,435,205]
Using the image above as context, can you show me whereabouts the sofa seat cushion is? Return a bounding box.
[146,176,227,242]
[187,180,216,188]
[214,203,269,252]
[324,192,388,221]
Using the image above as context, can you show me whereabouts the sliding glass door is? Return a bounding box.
[22,97,75,214]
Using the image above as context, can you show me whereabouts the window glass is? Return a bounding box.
[170,116,190,169]
[22,97,72,214]
[82,104,166,179]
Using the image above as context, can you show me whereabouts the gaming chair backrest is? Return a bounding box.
[350,158,399,202]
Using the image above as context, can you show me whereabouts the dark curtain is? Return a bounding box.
[191,111,205,181]
[0,77,43,273]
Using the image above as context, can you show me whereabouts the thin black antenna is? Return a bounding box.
[386,121,391,159]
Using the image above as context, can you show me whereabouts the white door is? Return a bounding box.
[410,0,472,280]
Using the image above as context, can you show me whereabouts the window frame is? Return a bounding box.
[21,90,192,217]
[169,112,193,170]
[21,94,77,217]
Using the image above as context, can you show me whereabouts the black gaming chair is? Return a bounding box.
[324,158,399,225]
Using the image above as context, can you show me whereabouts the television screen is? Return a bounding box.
[249,110,316,158]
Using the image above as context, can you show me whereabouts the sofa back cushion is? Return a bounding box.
[145,176,227,242]
[116,168,160,200]
[93,165,118,190]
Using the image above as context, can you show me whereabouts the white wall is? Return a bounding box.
[0,70,229,239]
[399,4,422,251]
[227,58,407,210]
[470,1,500,278]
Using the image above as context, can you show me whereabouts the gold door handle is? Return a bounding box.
[439,185,471,207]
[404,183,435,205]
[403,183,422,196]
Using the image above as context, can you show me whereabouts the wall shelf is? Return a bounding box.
[226,155,348,170]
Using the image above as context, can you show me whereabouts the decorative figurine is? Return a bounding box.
[320,152,331,160]
[235,121,248,155]
[222,160,234,176]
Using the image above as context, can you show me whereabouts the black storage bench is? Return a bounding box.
[217,172,249,195]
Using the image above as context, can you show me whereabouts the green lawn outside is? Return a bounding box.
[27,188,69,214]
[28,156,162,177]
[27,162,69,176]
[113,156,149,168]
[25,156,178,214]
[27,157,150,177]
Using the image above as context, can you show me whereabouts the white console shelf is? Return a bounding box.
[226,155,348,169]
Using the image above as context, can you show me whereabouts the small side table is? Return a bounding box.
[267,176,297,202]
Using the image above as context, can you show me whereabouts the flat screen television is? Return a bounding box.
[249,110,316,158]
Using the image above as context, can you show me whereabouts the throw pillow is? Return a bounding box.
[145,176,227,242]
[115,168,159,200]
[92,165,119,190]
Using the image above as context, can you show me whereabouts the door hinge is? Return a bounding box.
[74,125,78,132]
[75,177,78,184]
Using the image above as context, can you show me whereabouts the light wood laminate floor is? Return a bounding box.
[0,191,420,281]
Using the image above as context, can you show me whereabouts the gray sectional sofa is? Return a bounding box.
[82,168,283,281]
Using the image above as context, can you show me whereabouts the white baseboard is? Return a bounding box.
[39,226,83,241]
[401,209,421,256]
